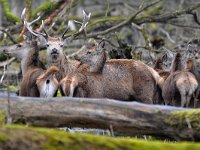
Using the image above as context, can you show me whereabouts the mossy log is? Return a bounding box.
[0,125,200,150]
[0,96,200,141]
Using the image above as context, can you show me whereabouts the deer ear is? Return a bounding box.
[37,35,47,48]
[97,40,106,51]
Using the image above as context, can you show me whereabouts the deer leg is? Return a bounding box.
[180,94,187,107]
[186,95,192,108]
[194,88,200,108]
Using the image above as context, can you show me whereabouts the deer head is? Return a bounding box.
[21,8,91,64]
[161,48,175,70]
[74,40,107,73]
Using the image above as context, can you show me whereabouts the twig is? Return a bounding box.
[87,0,162,38]
[87,2,200,38]
[159,28,176,44]
[0,63,7,84]
[0,27,18,44]
[0,57,16,68]
[188,12,200,25]
[166,22,200,29]
[134,2,200,25]
[36,0,69,32]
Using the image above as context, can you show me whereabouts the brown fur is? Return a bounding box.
[61,42,162,103]
[45,37,81,81]
[170,53,182,73]
[188,58,200,107]
[61,60,162,103]
[19,36,59,97]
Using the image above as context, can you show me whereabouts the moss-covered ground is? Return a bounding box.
[0,124,199,150]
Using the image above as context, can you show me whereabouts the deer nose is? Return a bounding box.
[52,48,58,53]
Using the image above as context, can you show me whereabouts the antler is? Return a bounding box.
[62,10,91,39]
[21,8,48,39]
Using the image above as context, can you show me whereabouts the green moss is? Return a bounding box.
[1,125,200,150]
[88,17,126,29]
[0,0,20,23]
[0,132,8,142]
[165,109,200,130]
[0,110,6,125]
[0,52,7,61]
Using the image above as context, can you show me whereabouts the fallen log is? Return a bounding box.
[1,125,200,150]
[0,95,200,141]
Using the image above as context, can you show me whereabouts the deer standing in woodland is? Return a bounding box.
[21,8,91,81]
[60,41,163,104]
[2,11,59,97]
[161,52,198,107]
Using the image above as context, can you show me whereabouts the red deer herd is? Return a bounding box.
[1,8,200,108]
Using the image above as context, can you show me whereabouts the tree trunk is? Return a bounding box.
[0,95,200,141]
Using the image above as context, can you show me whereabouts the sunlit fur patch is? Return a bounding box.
[38,78,58,97]
[36,66,59,97]
[60,76,71,96]
[60,76,78,97]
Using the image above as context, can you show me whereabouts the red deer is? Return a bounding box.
[161,53,198,107]
[21,8,91,81]
[60,41,163,104]
[3,12,59,97]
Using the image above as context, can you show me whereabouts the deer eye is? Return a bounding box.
[46,43,50,47]
[87,51,92,54]
[60,44,64,47]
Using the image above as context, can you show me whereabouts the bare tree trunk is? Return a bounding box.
[0,95,200,141]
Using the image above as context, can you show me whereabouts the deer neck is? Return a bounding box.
[170,53,182,73]
[21,41,39,76]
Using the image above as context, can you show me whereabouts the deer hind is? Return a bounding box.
[161,53,198,107]
[21,8,91,81]
[60,41,163,104]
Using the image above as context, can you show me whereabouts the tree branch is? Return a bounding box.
[0,27,18,44]
[87,2,200,38]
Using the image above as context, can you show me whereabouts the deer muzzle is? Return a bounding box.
[51,48,59,55]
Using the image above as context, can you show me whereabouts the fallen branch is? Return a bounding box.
[0,96,200,141]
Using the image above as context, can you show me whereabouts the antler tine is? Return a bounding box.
[42,20,49,39]
[80,10,91,31]
[21,8,48,38]
[74,10,91,33]
[21,8,38,37]
[62,10,91,40]
[30,16,41,25]
[61,27,70,39]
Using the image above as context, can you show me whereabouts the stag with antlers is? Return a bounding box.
[21,8,91,81]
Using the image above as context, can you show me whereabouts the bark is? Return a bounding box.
[0,95,200,141]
